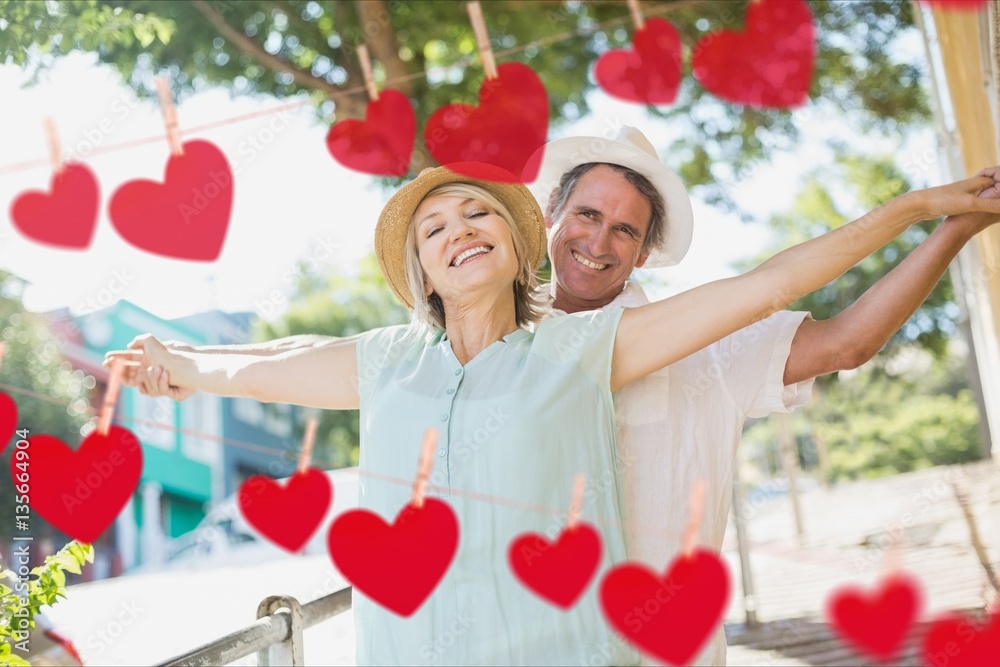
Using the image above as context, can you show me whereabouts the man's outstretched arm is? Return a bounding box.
[783,168,1000,385]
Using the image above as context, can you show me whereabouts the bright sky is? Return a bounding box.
[0,28,938,323]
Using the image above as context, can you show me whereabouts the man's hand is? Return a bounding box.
[941,167,1000,234]
[103,334,196,402]
[922,167,1000,226]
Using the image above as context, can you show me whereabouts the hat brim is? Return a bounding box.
[527,136,693,268]
[375,163,548,309]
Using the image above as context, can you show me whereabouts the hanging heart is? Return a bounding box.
[424,62,549,183]
[922,609,1000,667]
[508,523,602,609]
[327,498,458,617]
[0,393,17,454]
[600,548,730,666]
[238,467,333,553]
[10,163,100,250]
[825,574,921,661]
[595,17,683,105]
[692,0,815,109]
[109,140,233,261]
[13,425,143,544]
[326,89,415,177]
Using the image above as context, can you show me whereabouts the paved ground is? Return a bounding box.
[43,461,998,666]
[721,460,1000,666]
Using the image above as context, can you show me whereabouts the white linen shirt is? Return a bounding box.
[541,281,815,666]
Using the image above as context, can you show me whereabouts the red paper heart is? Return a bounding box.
[238,468,332,553]
[508,523,602,609]
[12,426,143,544]
[327,498,458,617]
[10,163,99,249]
[595,18,683,105]
[826,574,921,661]
[692,0,815,109]
[424,62,549,183]
[600,548,730,666]
[0,393,17,454]
[923,610,1000,667]
[326,89,414,176]
[109,140,232,261]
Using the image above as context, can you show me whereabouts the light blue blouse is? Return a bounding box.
[353,307,639,666]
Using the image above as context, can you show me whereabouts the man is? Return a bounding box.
[122,128,1000,665]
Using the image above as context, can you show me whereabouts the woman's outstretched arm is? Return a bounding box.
[104,333,363,410]
[610,169,1000,392]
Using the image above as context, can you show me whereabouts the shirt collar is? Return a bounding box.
[538,281,650,318]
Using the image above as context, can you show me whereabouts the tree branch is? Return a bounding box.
[352,0,413,96]
[190,0,366,118]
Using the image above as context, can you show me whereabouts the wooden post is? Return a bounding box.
[777,412,805,545]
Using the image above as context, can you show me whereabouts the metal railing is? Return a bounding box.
[155,587,352,667]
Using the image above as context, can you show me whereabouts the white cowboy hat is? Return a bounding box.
[526,126,694,268]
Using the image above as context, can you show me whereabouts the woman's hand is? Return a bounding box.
[104,334,195,401]
[922,167,1000,225]
[940,167,1000,234]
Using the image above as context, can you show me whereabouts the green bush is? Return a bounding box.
[742,358,983,482]
[0,541,93,666]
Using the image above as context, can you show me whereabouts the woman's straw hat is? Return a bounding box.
[374,162,547,309]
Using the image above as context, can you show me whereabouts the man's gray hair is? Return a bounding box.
[546,163,666,255]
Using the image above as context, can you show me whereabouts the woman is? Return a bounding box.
[108,162,998,665]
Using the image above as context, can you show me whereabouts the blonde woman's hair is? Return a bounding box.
[404,183,545,330]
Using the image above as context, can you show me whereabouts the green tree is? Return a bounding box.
[736,154,984,481]
[1,0,930,209]
[742,357,982,481]
[0,271,91,543]
[739,153,957,366]
[256,254,409,467]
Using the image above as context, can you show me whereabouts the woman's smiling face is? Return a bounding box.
[413,194,518,302]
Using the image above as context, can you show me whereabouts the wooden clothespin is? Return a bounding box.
[297,417,319,474]
[357,45,380,102]
[155,77,184,156]
[466,1,498,80]
[411,428,438,508]
[566,473,586,530]
[681,479,707,558]
[97,357,125,436]
[0,342,6,372]
[627,0,645,31]
[44,118,64,175]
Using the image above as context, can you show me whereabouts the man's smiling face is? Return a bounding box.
[547,165,652,312]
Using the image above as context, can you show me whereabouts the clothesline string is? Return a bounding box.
[0,376,715,540]
[0,0,697,177]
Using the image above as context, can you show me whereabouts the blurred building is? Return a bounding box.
[49,300,301,577]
